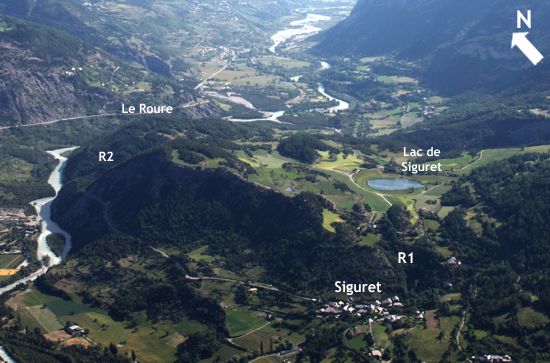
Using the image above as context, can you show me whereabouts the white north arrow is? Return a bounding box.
[512,32,544,66]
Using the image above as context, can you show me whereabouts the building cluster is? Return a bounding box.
[422,105,438,118]
[0,209,40,253]
[317,296,408,323]
[65,325,85,337]
[472,354,512,363]
[442,256,462,267]
[64,66,83,77]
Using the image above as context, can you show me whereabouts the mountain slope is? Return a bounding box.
[315,0,550,94]
[0,16,116,125]
[0,15,201,126]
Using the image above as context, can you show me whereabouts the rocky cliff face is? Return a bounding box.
[0,43,110,125]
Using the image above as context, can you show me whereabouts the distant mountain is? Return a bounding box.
[0,15,201,126]
[315,0,550,94]
[0,0,293,125]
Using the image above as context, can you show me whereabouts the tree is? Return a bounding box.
[109,342,118,356]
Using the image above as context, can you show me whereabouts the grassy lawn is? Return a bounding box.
[349,334,368,351]
[458,144,550,174]
[231,323,303,353]
[407,328,448,363]
[517,307,550,329]
[440,316,461,336]
[62,311,185,363]
[18,288,200,363]
[427,96,445,105]
[441,293,461,303]
[322,209,344,233]
[188,246,216,263]
[437,152,474,170]
[400,112,422,128]
[315,151,363,173]
[258,56,310,69]
[377,75,416,84]
[438,206,454,219]
[22,289,92,316]
[372,324,390,348]
[26,305,63,333]
[359,233,380,246]
[424,219,440,232]
[225,307,267,337]
[203,343,249,362]
[323,170,390,212]
[434,245,453,258]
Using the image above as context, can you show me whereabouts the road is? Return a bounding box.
[456,310,466,351]
[0,101,208,132]
[151,247,317,302]
[249,346,302,363]
[194,57,234,90]
[459,150,485,171]
[227,322,271,346]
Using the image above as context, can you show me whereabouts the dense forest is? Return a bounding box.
[437,153,550,361]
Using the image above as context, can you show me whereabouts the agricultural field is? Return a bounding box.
[377,76,417,84]
[0,254,24,269]
[258,56,311,69]
[225,307,269,337]
[11,288,209,363]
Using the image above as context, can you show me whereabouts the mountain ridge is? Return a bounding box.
[315,0,550,94]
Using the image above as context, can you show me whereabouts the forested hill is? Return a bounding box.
[375,105,550,154]
[49,117,400,294]
[315,0,550,95]
[438,153,550,361]
[52,148,397,291]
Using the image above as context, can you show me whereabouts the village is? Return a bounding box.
[0,208,39,278]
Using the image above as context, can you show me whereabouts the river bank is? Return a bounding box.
[269,13,331,53]
[0,147,78,297]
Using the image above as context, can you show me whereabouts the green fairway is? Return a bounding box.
[322,209,344,232]
[437,152,474,170]
[316,151,363,173]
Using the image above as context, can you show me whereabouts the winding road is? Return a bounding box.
[459,150,485,171]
